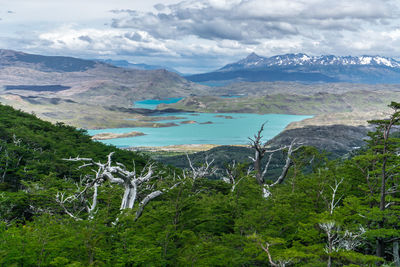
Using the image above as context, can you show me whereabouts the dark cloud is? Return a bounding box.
[78,35,93,43]
[111,0,398,42]
[124,32,143,41]
[5,0,400,74]
[153,4,165,11]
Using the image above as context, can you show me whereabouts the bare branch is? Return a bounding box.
[260,242,279,267]
[62,152,179,221]
[259,242,291,267]
[185,154,217,180]
[223,161,246,192]
[55,192,83,221]
[270,139,300,187]
[249,123,302,194]
[134,182,180,221]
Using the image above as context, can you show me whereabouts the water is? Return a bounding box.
[88,112,312,148]
[196,81,231,87]
[133,97,183,109]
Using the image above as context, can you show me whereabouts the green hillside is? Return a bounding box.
[1,103,400,266]
[158,90,400,115]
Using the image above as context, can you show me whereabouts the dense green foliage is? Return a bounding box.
[1,103,400,266]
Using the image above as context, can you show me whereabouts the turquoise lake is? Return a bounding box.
[133,98,183,109]
[88,113,312,148]
[88,98,312,147]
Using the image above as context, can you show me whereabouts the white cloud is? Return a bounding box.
[33,25,173,56]
[2,0,400,72]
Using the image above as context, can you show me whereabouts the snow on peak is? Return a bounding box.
[248,54,399,68]
[219,53,400,71]
[373,56,394,67]
[359,56,372,65]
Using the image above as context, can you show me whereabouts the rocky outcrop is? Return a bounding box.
[92,131,145,140]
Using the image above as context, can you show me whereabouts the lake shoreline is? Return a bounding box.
[88,112,312,147]
[124,144,247,153]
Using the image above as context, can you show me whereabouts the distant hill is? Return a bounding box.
[97,59,183,75]
[186,52,400,84]
[0,49,98,72]
[155,124,369,172]
[158,90,400,115]
[0,49,206,108]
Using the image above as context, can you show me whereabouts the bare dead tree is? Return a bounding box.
[249,123,302,198]
[62,152,179,221]
[222,161,246,192]
[1,137,23,183]
[259,242,292,267]
[55,180,96,221]
[394,240,400,266]
[0,193,16,226]
[184,154,218,181]
[320,178,344,215]
[0,147,9,183]
[319,221,365,267]
[12,134,21,146]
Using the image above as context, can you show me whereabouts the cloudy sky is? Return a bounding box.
[1,0,400,73]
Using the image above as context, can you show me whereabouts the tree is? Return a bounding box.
[248,122,301,197]
[61,152,180,221]
[346,101,400,263]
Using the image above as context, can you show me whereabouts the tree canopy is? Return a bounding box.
[1,102,400,266]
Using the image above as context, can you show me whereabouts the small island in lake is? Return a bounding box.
[180,120,197,124]
[214,115,234,119]
[92,131,145,140]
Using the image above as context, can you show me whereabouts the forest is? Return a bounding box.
[1,102,400,266]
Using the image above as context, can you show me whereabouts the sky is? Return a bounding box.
[1,0,400,73]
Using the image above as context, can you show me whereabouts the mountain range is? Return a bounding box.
[97,59,183,75]
[186,53,400,84]
[0,49,205,107]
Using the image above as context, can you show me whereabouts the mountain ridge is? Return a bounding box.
[0,49,207,107]
[97,59,183,75]
[220,52,400,71]
[0,49,102,72]
[186,52,400,84]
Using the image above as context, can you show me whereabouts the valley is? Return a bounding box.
[1,49,400,156]
[4,1,400,265]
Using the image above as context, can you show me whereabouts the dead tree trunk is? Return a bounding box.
[62,152,179,220]
[394,240,400,266]
[249,123,301,198]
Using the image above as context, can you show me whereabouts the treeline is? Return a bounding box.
[0,103,400,266]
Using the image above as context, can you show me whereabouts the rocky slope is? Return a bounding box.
[0,49,207,108]
[186,53,400,84]
[158,90,399,115]
[155,124,370,171]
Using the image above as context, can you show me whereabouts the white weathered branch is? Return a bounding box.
[270,139,302,188]
[249,124,302,194]
[55,192,83,221]
[260,242,291,267]
[62,152,177,221]
[134,182,180,221]
[222,161,246,192]
[321,178,344,215]
[185,154,217,180]
[319,221,365,255]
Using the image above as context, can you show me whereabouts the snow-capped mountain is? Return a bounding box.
[220,53,400,71]
[186,53,400,85]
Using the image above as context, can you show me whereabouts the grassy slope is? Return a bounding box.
[158,90,398,114]
[0,103,150,192]
[158,90,400,127]
[0,95,180,129]
[206,81,400,96]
